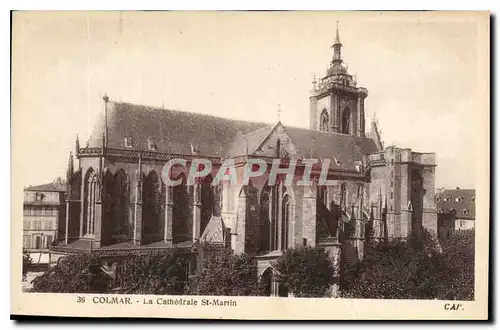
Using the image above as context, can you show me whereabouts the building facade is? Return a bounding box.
[23,179,66,254]
[436,188,475,242]
[53,27,438,296]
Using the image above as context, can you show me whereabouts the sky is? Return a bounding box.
[12,11,488,190]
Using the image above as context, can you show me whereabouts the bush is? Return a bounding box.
[32,253,104,293]
[117,252,188,295]
[22,249,33,282]
[440,229,474,300]
[341,232,445,299]
[341,229,475,300]
[32,251,189,294]
[188,245,263,296]
[273,246,335,297]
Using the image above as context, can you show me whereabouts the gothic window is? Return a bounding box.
[148,138,157,151]
[340,183,347,210]
[276,139,281,158]
[200,175,215,235]
[320,109,329,132]
[173,174,191,243]
[341,108,351,134]
[83,168,96,236]
[271,185,279,251]
[259,188,271,253]
[281,194,291,250]
[142,171,164,242]
[113,169,129,236]
[124,136,134,148]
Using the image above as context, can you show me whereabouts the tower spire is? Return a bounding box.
[335,21,340,44]
[66,151,74,182]
[332,21,342,64]
[75,134,80,154]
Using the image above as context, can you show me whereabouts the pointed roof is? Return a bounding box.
[334,21,341,45]
[200,216,227,245]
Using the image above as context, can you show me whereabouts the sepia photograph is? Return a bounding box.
[10,10,490,320]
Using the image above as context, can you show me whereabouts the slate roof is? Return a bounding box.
[87,101,380,171]
[284,126,379,170]
[88,101,269,157]
[24,181,66,192]
[436,189,475,220]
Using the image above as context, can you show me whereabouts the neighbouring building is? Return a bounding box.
[23,178,66,263]
[436,188,475,241]
[51,26,438,296]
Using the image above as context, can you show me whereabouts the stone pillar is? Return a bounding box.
[422,166,438,234]
[398,162,412,238]
[277,183,283,250]
[322,240,342,297]
[164,185,173,246]
[93,200,102,248]
[65,201,70,244]
[331,94,340,133]
[309,95,318,130]
[79,175,85,238]
[234,186,247,254]
[192,182,201,242]
[302,183,317,246]
[371,199,384,239]
[133,170,143,246]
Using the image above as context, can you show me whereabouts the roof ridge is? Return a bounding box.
[112,100,273,127]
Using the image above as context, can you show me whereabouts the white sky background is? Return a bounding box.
[12,11,485,189]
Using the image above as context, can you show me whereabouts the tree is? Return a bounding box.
[188,245,263,296]
[32,253,104,293]
[273,246,335,297]
[22,249,33,282]
[117,252,188,295]
[440,229,474,300]
[341,231,445,299]
[31,251,189,294]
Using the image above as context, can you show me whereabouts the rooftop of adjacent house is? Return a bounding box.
[86,100,380,172]
[436,188,475,219]
[24,179,66,192]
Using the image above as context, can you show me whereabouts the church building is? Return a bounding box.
[53,27,437,296]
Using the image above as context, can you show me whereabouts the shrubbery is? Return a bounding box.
[273,246,335,297]
[32,251,188,294]
[187,245,263,296]
[22,249,33,282]
[30,229,474,299]
[440,229,474,300]
[340,229,475,300]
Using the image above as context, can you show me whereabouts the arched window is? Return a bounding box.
[320,109,329,132]
[142,171,164,243]
[281,195,291,250]
[275,139,281,158]
[340,183,347,210]
[260,189,271,253]
[342,108,351,134]
[113,169,129,237]
[83,168,96,236]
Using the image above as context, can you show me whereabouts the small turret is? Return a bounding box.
[75,134,80,154]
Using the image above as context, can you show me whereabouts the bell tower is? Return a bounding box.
[309,23,368,137]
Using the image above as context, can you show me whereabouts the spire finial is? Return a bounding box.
[75,134,80,153]
[335,21,340,44]
[331,21,342,63]
[277,104,282,122]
